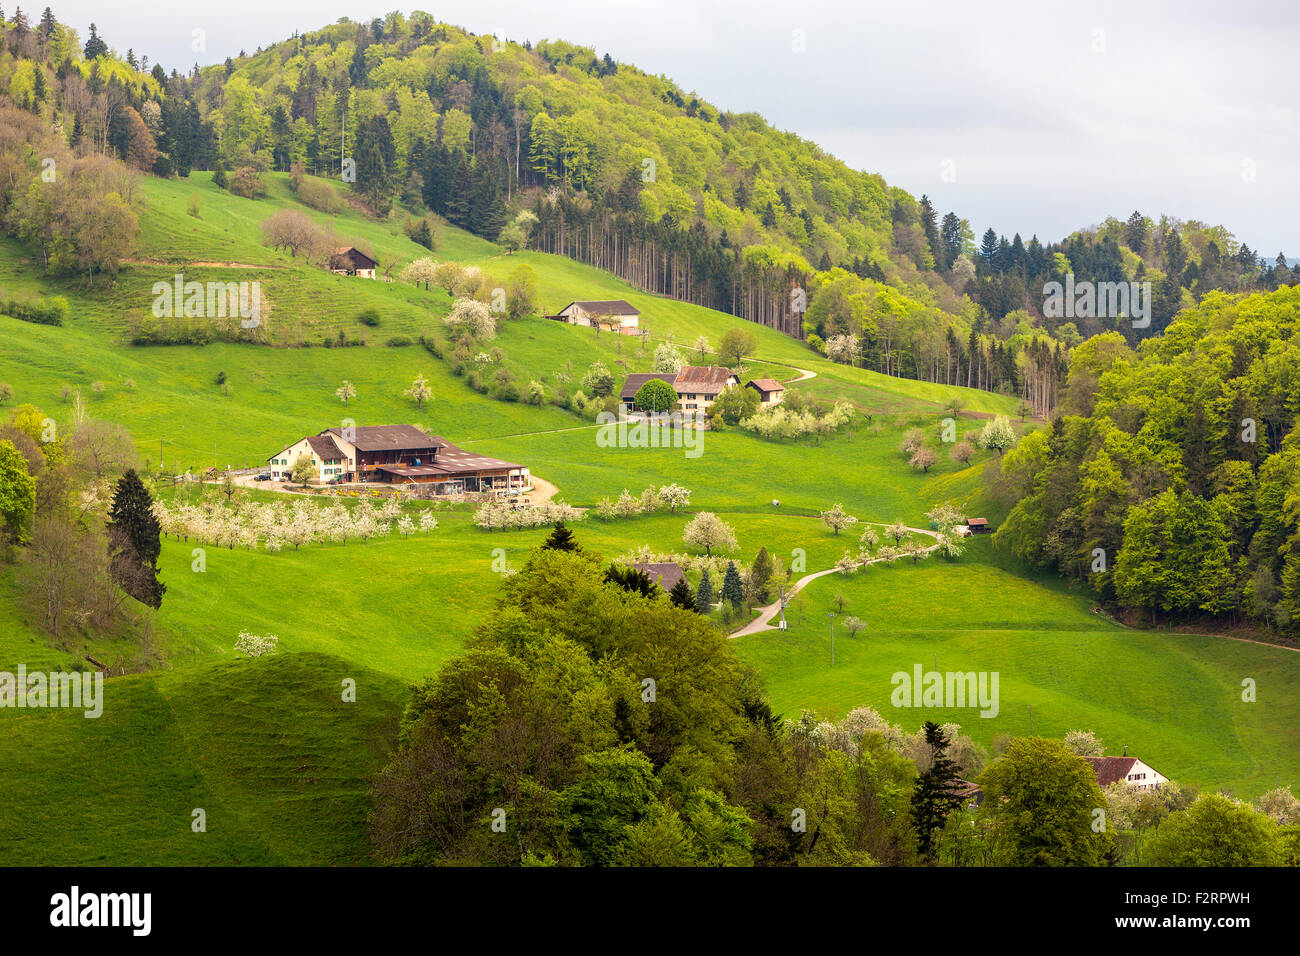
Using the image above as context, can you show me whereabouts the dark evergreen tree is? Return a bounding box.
[83,22,107,60]
[604,563,659,599]
[695,567,714,612]
[541,520,580,552]
[107,469,166,609]
[720,561,744,610]
[910,721,963,861]
[668,577,697,611]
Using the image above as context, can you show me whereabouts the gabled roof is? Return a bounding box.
[329,246,378,267]
[747,378,785,392]
[306,435,345,459]
[632,562,684,593]
[620,372,677,400]
[1084,756,1138,787]
[323,425,440,451]
[673,366,736,395]
[559,299,639,315]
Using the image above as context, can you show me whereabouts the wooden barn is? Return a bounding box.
[328,246,378,278]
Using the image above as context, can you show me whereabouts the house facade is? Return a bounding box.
[329,246,378,278]
[1085,756,1168,792]
[618,366,740,417]
[269,425,529,494]
[551,299,640,332]
[268,434,350,482]
[746,378,786,406]
[672,366,738,415]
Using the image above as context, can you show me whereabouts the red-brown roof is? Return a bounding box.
[673,366,735,395]
[632,562,685,592]
[1084,756,1138,787]
[747,378,785,392]
[966,517,989,526]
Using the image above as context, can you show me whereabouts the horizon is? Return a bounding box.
[44,0,1300,257]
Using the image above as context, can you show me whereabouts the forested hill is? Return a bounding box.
[0,7,1295,409]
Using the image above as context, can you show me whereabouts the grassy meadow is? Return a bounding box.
[0,170,1295,864]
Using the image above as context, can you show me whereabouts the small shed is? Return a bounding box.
[746,378,786,405]
[966,518,993,534]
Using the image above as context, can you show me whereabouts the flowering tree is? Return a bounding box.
[683,511,738,557]
[444,298,496,339]
[821,503,858,536]
[235,631,279,657]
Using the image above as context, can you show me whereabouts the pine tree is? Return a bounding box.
[108,469,166,609]
[695,567,714,612]
[541,520,580,552]
[910,721,964,861]
[668,577,697,611]
[720,561,744,611]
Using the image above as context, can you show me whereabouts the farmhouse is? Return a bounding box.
[328,246,378,278]
[618,366,741,416]
[549,299,640,332]
[746,378,786,406]
[1084,755,1168,792]
[673,366,739,415]
[269,425,530,494]
[620,372,677,413]
[632,562,685,593]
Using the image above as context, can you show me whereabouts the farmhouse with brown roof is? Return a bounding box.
[269,425,529,493]
[328,246,378,278]
[1084,755,1168,792]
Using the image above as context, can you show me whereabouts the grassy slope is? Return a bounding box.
[0,171,1293,864]
[733,539,1300,798]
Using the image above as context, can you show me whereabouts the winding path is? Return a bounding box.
[730,523,943,638]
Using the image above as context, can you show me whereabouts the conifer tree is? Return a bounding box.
[541,520,580,552]
[695,567,714,612]
[108,469,166,608]
[720,561,744,611]
[910,721,963,861]
[668,577,697,612]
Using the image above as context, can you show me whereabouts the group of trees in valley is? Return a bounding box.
[369,525,1300,866]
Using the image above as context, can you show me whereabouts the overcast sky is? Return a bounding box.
[54,0,1299,255]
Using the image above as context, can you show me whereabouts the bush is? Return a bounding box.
[495,382,520,402]
[2,292,67,326]
[358,308,381,327]
[385,335,413,347]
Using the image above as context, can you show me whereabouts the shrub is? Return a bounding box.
[358,308,381,327]
[385,335,413,347]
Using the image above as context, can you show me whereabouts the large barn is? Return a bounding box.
[269,425,529,493]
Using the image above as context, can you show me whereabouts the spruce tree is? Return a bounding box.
[541,520,580,552]
[668,576,697,612]
[910,721,964,861]
[108,469,166,608]
[751,547,773,602]
[695,567,714,612]
[720,561,744,611]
